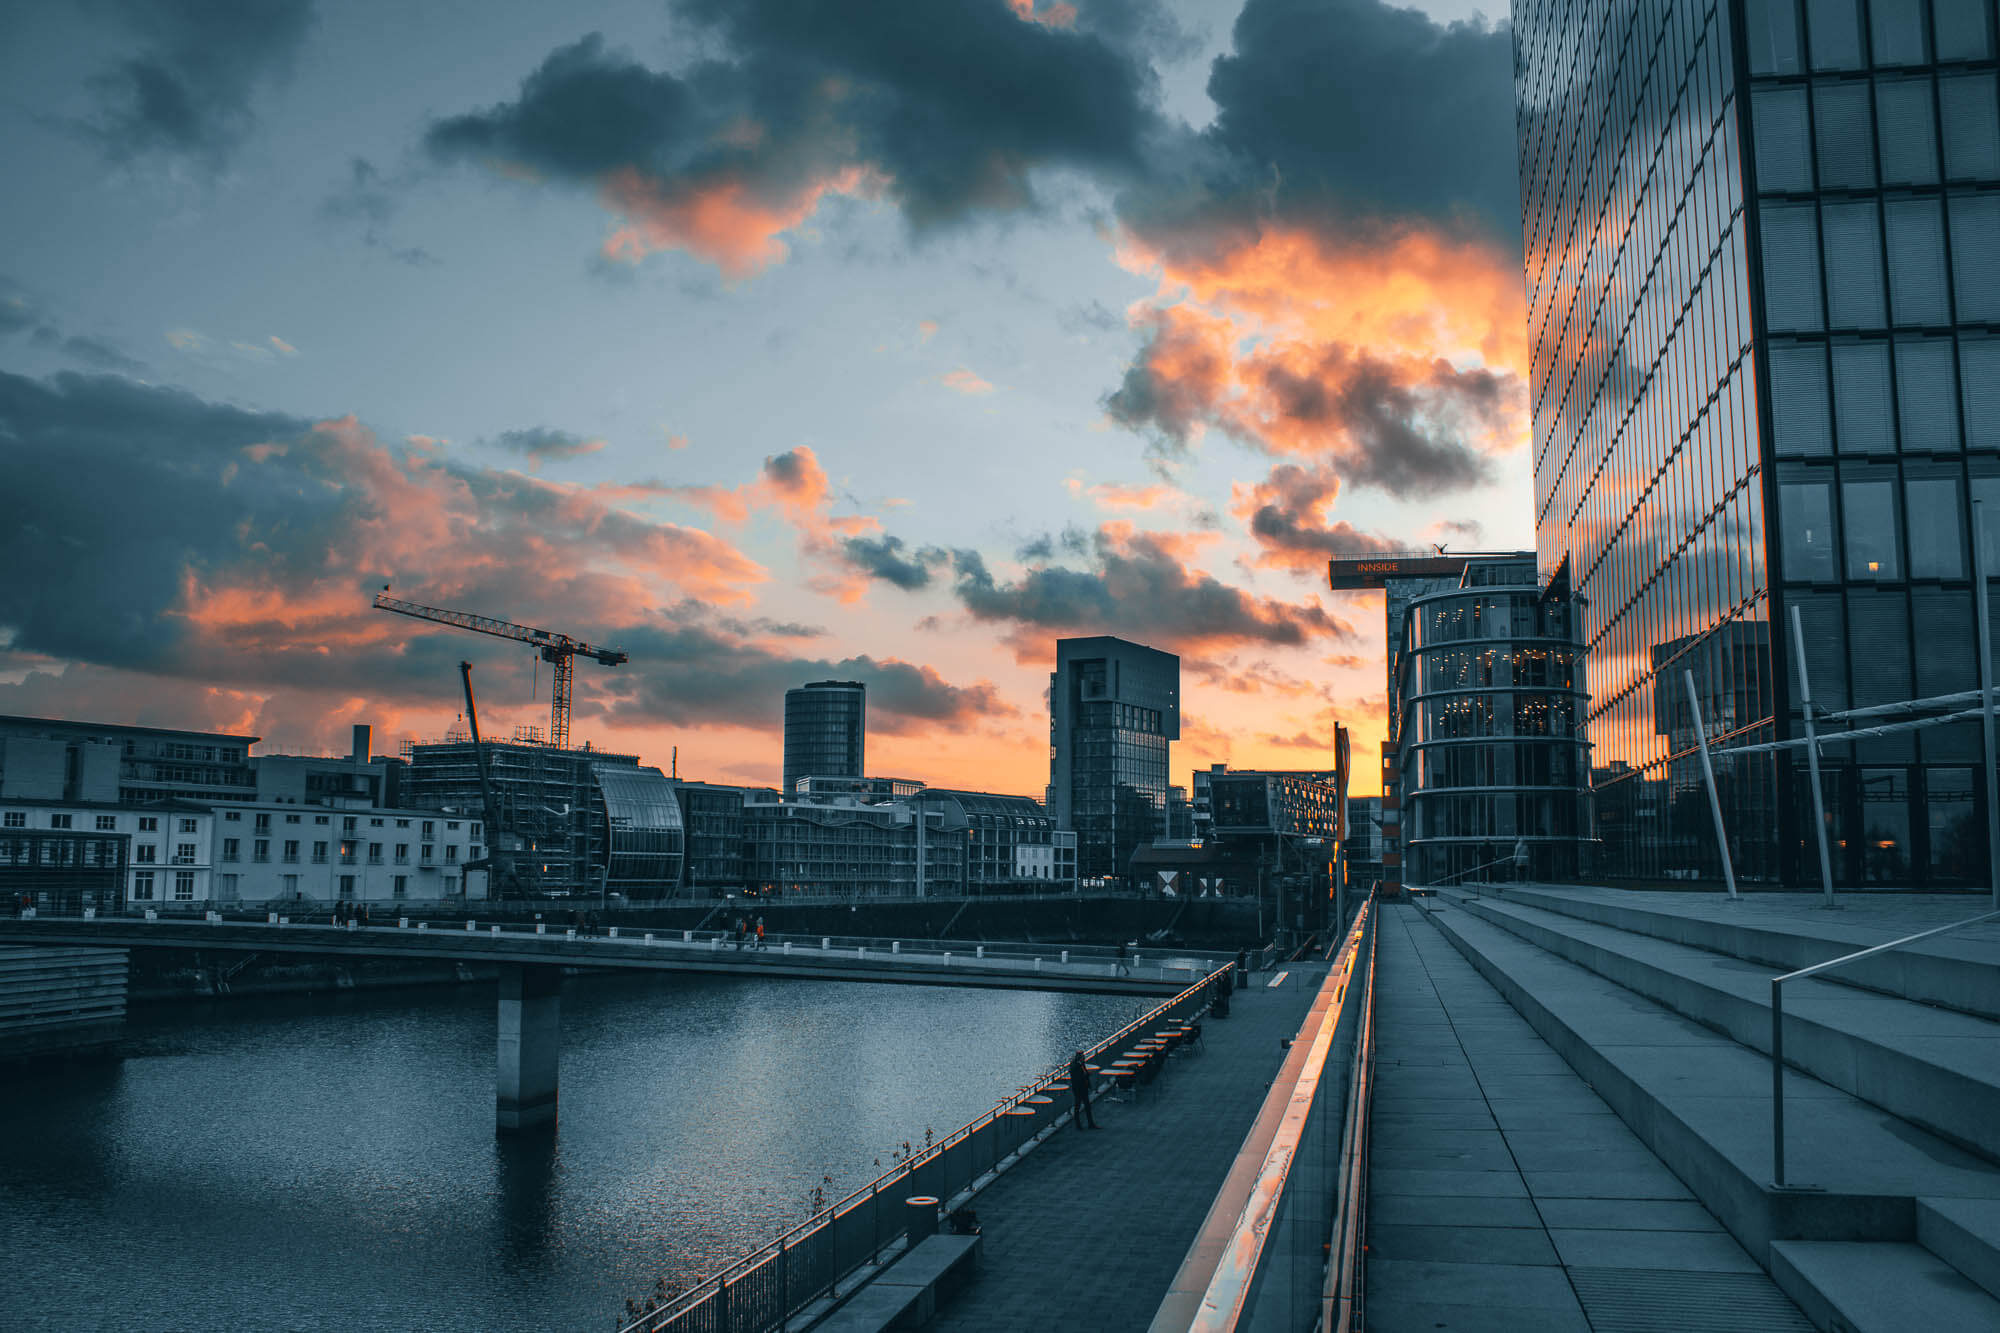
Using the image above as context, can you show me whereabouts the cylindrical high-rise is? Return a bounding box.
[783,681,866,793]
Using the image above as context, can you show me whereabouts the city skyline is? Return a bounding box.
[0,0,1528,798]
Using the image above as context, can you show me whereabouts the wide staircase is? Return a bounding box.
[1417,885,2000,1332]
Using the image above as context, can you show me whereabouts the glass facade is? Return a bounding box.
[782,681,866,792]
[1517,0,1998,885]
[1392,560,1593,882]
[1047,636,1181,883]
[593,763,685,894]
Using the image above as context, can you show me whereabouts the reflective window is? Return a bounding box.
[1972,476,2000,570]
[1850,591,1915,701]
[1756,88,1816,191]
[1843,478,1902,577]
[1935,0,1994,61]
[1877,79,1940,185]
[1816,83,1878,187]
[1782,479,1840,579]
[1749,0,1806,73]
[1947,194,2000,320]
[1861,768,1912,882]
[1914,589,1979,692]
[1763,206,1826,330]
[1871,0,1929,64]
[1927,768,1981,884]
[1895,339,1961,450]
[1833,342,1896,450]
[1771,343,1835,455]
[1907,477,1966,576]
[1885,198,1952,324]
[1824,203,1887,326]
[1961,341,2000,448]
[1808,0,1866,68]
[1940,74,2000,178]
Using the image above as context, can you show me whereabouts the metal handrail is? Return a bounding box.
[1422,855,1520,889]
[619,963,1231,1333]
[1189,895,1375,1330]
[1321,895,1378,1333]
[1769,910,2000,1186]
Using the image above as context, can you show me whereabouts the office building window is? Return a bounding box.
[1937,0,1993,59]
[138,817,157,832]
[95,815,116,831]
[393,876,407,898]
[132,871,154,900]
[446,845,458,862]
[175,843,196,864]
[174,872,195,901]
[1908,478,1966,578]
[1781,480,1839,580]
[442,875,457,895]
[422,821,434,837]
[394,843,408,864]
[222,838,239,861]
[339,875,355,898]
[253,839,269,863]
[1897,340,1959,451]
[255,813,270,832]
[136,844,157,864]
[179,818,198,834]
[50,814,71,829]
[1843,480,1901,579]
[1832,344,1893,451]
[282,839,299,863]
[1807,0,1864,69]
[367,843,383,864]
[2,812,22,828]
[313,841,328,863]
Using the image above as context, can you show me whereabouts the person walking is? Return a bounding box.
[1115,941,1131,976]
[1512,836,1530,886]
[734,915,747,950]
[1068,1049,1099,1130]
[754,916,766,950]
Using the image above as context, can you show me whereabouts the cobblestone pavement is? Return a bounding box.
[924,963,1328,1333]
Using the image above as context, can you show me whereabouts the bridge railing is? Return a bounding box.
[617,963,1233,1333]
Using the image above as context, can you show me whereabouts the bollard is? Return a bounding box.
[536,923,546,935]
[566,928,577,939]
[417,921,428,931]
[905,1195,940,1244]
[857,945,866,957]
[943,952,951,965]
[822,937,831,950]
[712,936,722,950]
[83,907,96,920]
[683,929,693,942]
[490,925,501,935]
[267,912,279,924]
[608,927,619,939]
[782,941,791,954]
[1061,950,1069,963]
[347,919,357,931]
[400,917,410,929]
[467,920,477,932]
[976,945,985,959]
[892,940,900,954]
[644,933,655,944]
[145,909,158,921]
[1034,958,1042,971]
[278,915,289,926]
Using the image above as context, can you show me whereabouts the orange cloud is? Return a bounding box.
[1064,478,1184,512]
[1007,0,1079,27]
[600,165,881,278]
[941,367,995,395]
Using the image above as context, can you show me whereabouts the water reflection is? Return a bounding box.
[0,972,1146,1330]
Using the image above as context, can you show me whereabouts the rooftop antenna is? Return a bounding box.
[671,745,678,779]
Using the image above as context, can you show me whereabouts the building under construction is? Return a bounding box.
[402,734,683,899]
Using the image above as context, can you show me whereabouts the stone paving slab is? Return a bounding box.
[923,963,1327,1333]
[1364,904,1808,1332]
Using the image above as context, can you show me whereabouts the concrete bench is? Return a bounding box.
[816,1232,982,1330]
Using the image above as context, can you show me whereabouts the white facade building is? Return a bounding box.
[212,802,486,905]
[0,798,214,906]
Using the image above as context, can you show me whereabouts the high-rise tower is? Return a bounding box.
[782,681,865,793]
[1047,637,1180,884]
[1517,0,1999,885]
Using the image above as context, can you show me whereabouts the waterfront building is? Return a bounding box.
[1047,636,1181,885]
[1387,554,1593,884]
[740,789,965,898]
[1517,0,2000,884]
[782,681,866,792]
[251,725,405,808]
[915,789,1077,893]
[1345,795,1386,895]
[403,739,683,897]
[0,715,256,805]
[670,780,751,893]
[0,797,212,909]
[1195,756,1350,935]
[211,800,488,905]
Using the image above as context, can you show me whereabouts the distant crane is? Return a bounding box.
[458,660,526,897]
[373,592,627,750]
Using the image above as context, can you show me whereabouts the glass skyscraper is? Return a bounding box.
[1047,636,1180,884]
[782,681,866,793]
[1517,0,1999,885]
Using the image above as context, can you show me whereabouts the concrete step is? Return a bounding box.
[1413,900,2000,1265]
[1493,886,2000,1022]
[1441,891,2000,1164]
[1770,1241,2000,1333]
[1919,1197,2000,1303]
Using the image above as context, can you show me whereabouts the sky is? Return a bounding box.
[0,0,1527,798]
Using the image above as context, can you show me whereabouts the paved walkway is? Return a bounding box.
[925,963,1328,1332]
[1365,904,1813,1333]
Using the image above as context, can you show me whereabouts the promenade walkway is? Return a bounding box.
[924,961,1328,1332]
[1366,903,1812,1332]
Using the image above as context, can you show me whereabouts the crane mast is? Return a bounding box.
[373,593,627,750]
[457,661,523,897]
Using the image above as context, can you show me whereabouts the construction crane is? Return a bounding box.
[458,661,526,897]
[373,592,627,750]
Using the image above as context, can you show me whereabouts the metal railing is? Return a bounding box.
[1321,903,1379,1333]
[1769,910,2000,1186]
[617,964,1231,1333]
[1186,893,1377,1331]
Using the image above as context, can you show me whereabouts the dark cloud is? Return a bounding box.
[424,3,1170,269]
[51,334,147,375]
[1233,462,1401,573]
[0,277,147,374]
[84,0,315,169]
[488,425,605,465]
[948,525,1350,655]
[592,618,1017,736]
[1058,299,1123,335]
[321,157,439,266]
[1118,0,1517,251]
[1015,526,1091,563]
[840,535,946,591]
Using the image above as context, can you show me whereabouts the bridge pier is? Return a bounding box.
[496,963,561,1133]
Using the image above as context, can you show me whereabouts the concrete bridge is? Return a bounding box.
[0,915,1212,1131]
